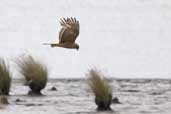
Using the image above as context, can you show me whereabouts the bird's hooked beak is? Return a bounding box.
[76,45,79,51]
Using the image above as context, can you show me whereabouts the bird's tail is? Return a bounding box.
[42,43,58,47]
[42,43,51,45]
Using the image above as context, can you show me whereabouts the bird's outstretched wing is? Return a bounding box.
[59,17,79,43]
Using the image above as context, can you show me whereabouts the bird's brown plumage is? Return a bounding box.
[43,17,80,50]
[59,17,79,43]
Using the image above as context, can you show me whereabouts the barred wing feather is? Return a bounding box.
[59,17,79,43]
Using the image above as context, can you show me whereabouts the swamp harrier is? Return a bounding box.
[43,17,80,50]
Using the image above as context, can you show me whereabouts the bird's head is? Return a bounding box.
[75,44,79,51]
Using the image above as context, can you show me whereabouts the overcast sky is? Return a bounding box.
[0,0,171,78]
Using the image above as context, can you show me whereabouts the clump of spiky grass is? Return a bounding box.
[0,59,11,95]
[0,96,8,104]
[16,55,48,95]
[86,69,113,111]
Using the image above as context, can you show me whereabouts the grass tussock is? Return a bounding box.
[16,55,48,95]
[0,59,11,95]
[86,69,113,111]
[0,96,8,104]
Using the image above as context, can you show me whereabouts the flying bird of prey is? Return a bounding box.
[43,17,80,50]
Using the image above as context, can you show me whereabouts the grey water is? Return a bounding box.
[0,79,171,114]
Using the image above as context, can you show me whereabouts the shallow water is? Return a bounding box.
[0,79,171,114]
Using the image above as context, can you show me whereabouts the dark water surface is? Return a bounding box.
[0,79,171,114]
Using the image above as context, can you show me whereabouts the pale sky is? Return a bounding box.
[0,0,171,78]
